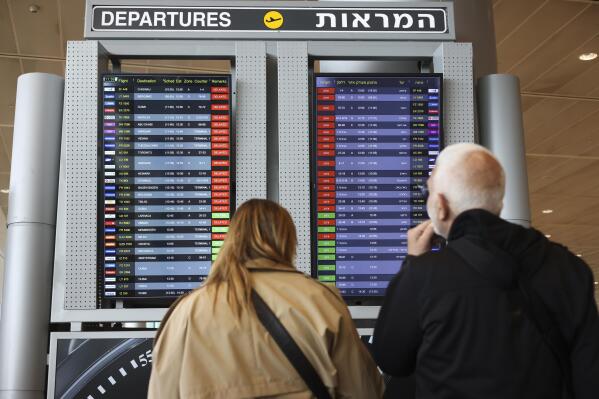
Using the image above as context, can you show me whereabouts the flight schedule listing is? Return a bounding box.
[313,74,442,297]
[99,74,232,303]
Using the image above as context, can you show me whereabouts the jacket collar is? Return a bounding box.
[447,209,549,271]
[447,209,505,242]
[245,257,302,274]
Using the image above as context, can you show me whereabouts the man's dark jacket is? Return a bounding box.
[373,209,599,399]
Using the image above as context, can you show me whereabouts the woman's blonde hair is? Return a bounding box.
[203,199,297,317]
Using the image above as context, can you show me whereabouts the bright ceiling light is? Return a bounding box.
[541,209,553,214]
[544,234,552,238]
[579,52,598,61]
[0,188,9,194]
[595,282,598,286]
[576,254,583,257]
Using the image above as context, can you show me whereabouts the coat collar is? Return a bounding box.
[245,257,302,274]
[447,209,505,241]
[446,209,549,271]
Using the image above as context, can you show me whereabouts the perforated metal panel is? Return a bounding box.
[433,42,475,145]
[53,38,476,322]
[276,42,310,274]
[235,42,268,204]
[64,41,101,309]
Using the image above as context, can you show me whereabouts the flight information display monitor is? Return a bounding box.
[311,74,442,301]
[98,74,233,306]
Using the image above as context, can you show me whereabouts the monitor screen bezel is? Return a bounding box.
[96,72,236,309]
[309,72,444,306]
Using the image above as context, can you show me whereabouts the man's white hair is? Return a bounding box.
[432,143,506,215]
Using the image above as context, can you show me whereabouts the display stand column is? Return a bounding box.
[0,73,64,399]
[478,74,531,227]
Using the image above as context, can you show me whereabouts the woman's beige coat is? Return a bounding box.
[148,259,384,398]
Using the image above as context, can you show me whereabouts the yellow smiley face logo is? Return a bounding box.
[264,11,284,30]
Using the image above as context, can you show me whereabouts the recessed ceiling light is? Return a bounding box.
[579,52,598,61]
[544,234,552,238]
[542,209,553,214]
[0,189,9,194]
[28,4,40,14]
[576,254,583,257]
[595,281,598,286]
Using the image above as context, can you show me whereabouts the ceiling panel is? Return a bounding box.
[118,60,230,73]
[21,59,64,76]
[8,0,62,57]
[523,35,599,94]
[146,66,201,74]
[530,193,599,226]
[119,64,149,74]
[59,0,85,46]
[531,109,599,156]
[148,60,198,69]
[520,95,544,114]
[0,171,8,190]
[0,57,21,126]
[187,59,230,71]
[0,127,11,168]
[527,156,599,197]
[120,62,221,74]
[553,59,599,97]
[150,59,231,73]
[493,0,548,45]
[521,96,574,135]
[524,99,598,151]
[0,141,10,176]
[0,194,7,219]
[0,0,18,53]
[507,5,599,86]
[496,0,588,72]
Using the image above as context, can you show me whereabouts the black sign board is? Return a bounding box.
[91,6,448,34]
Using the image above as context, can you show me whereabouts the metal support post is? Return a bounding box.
[478,74,531,227]
[0,73,64,399]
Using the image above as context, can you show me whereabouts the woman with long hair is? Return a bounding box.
[148,199,383,398]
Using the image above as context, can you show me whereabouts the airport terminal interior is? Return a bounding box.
[0,0,597,398]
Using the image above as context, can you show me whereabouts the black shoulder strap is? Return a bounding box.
[251,289,333,399]
[450,238,573,397]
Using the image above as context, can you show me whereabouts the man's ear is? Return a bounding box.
[437,193,451,221]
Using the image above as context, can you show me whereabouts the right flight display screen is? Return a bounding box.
[312,74,443,299]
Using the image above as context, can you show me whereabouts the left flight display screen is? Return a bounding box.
[98,74,233,306]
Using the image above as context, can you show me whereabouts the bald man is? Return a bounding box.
[372,144,599,399]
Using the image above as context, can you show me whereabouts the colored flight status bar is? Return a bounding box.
[99,74,233,303]
[313,74,442,297]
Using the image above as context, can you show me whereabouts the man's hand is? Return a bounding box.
[407,220,435,256]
